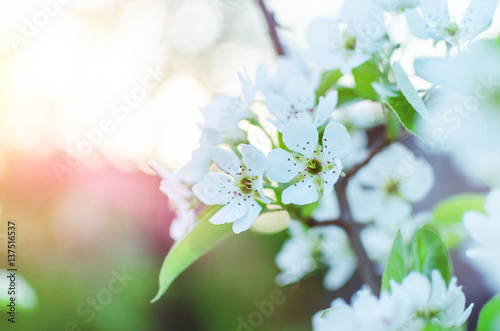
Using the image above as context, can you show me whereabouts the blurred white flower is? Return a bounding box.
[313,270,472,330]
[267,115,351,205]
[265,80,338,132]
[390,270,473,328]
[306,0,386,74]
[255,55,317,98]
[198,71,255,145]
[192,145,269,233]
[312,191,341,222]
[313,287,411,331]
[347,143,434,226]
[275,221,318,286]
[275,221,356,290]
[406,0,497,46]
[463,188,500,291]
[255,55,337,131]
[150,162,197,240]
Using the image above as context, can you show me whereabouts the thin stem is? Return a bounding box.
[338,138,390,185]
[256,0,285,56]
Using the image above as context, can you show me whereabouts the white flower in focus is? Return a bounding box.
[306,0,386,74]
[347,143,434,226]
[150,162,197,240]
[463,188,500,291]
[406,0,497,46]
[275,221,356,290]
[390,270,473,328]
[267,115,351,205]
[192,145,270,234]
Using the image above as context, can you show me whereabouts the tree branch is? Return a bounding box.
[256,0,285,56]
[335,182,380,296]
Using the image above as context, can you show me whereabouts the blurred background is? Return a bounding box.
[0,0,498,330]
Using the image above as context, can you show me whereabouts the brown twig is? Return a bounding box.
[256,0,285,56]
[334,182,380,296]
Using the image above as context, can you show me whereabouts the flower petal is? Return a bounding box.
[241,144,266,176]
[177,148,212,184]
[399,158,434,202]
[322,121,352,161]
[209,199,248,225]
[282,177,320,205]
[485,188,500,216]
[323,258,357,290]
[207,147,241,177]
[192,173,233,205]
[314,91,338,128]
[266,148,301,183]
[232,200,262,234]
[282,116,318,156]
[283,76,316,111]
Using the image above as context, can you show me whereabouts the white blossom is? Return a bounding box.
[406,0,497,46]
[192,145,269,234]
[306,0,387,74]
[347,143,434,226]
[463,188,500,292]
[267,115,351,205]
[390,270,473,328]
[150,162,197,240]
[313,270,473,330]
[313,287,411,331]
[275,221,356,291]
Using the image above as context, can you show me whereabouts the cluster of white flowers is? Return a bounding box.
[313,270,473,331]
[151,0,500,326]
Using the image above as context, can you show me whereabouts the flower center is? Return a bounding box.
[237,177,255,194]
[385,180,399,195]
[344,36,357,51]
[307,159,323,175]
[445,22,459,36]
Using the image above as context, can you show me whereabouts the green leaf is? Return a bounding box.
[352,60,381,100]
[384,90,420,135]
[433,193,486,226]
[432,193,487,249]
[477,295,500,331]
[337,87,361,106]
[315,70,342,101]
[151,206,232,302]
[381,231,407,292]
[393,62,430,121]
[386,106,401,141]
[411,226,453,284]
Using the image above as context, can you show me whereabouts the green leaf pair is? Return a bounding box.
[381,226,453,293]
